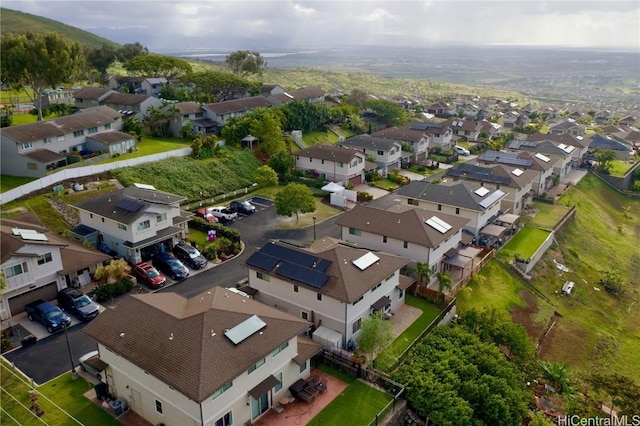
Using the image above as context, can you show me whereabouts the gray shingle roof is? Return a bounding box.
[588,134,630,151]
[396,180,502,211]
[204,96,274,114]
[74,87,111,100]
[103,92,151,106]
[86,131,134,145]
[175,102,202,115]
[371,126,426,143]
[295,144,361,163]
[83,287,310,402]
[340,134,400,152]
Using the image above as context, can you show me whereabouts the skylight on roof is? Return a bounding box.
[535,153,551,162]
[557,143,567,150]
[225,315,266,345]
[133,183,157,190]
[353,252,380,271]
[474,187,491,197]
[426,216,452,234]
[11,228,48,241]
[512,168,524,176]
[478,190,506,208]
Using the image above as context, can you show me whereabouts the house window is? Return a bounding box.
[352,295,364,306]
[37,253,53,265]
[352,318,362,334]
[274,372,283,392]
[383,236,387,243]
[321,159,325,164]
[403,241,408,249]
[455,208,460,215]
[214,411,232,426]
[377,150,384,156]
[257,271,270,282]
[300,361,308,373]
[57,135,65,142]
[101,218,105,223]
[73,130,84,137]
[317,293,322,301]
[156,212,167,223]
[310,157,313,162]
[301,310,309,321]
[432,264,437,272]
[155,400,163,415]
[19,142,33,151]
[104,123,112,130]
[88,127,98,134]
[398,289,404,299]
[408,198,418,206]
[338,162,344,167]
[44,137,52,145]
[90,214,93,219]
[247,358,266,374]
[371,282,382,292]
[437,204,442,211]
[496,185,500,190]
[348,227,362,236]
[296,156,300,160]
[211,382,233,400]
[195,112,203,118]
[137,220,151,232]
[118,223,127,230]
[293,284,298,293]
[273,341,289,356]
[4,263,25,278]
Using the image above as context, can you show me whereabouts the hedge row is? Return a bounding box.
[189,217,241,243]
[92,278,135,302]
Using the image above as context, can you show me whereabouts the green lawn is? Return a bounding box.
[274,196,342,230]
[0,360,118,426]
[1,175,37,193]
[456,260,526,313]
[376,294,441,372]
[608,158,637,177]
[100,136,192,164]
[370,179,398,191]
[308,364,392,426]
[11,113,38,125]
[497,226,550,261]
[522,201,571,229]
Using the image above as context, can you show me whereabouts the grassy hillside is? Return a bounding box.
[0,8,119,49]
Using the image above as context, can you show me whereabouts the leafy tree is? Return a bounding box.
[589,372,640,417]
[436,271,452,302]
[539,360,575,394]
[274,183,316,222]
[268,149,294,179]
[123,54,192,79]
[225,50,267,77]
[280,100,331,132]
[344,89,369,108]
[0,271,6,294]
[84,44,117,87]
[601,268,623,294]
[254,165,279,187]
[1,32,84,120]
[364,98,407,127]
[358,311,394,366]
[250,109,286,155]
[123,117,143,141]
[181,121,197,140]
[94,259,131,284]
[144,105,177,138]
[186,70,257,103]
[192,133,220,159]
[49,103,69,117]
[594,149,616,174]
[1,105,14,127]
[411,261,432,296]
[116,42,149,62]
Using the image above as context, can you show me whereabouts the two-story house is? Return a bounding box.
[445,163,536,214]
[339,134,403,176]
[289,87,325,103]
[101,92,164,121]
[0,106,124,178]
[245,239,411,348]
[548,119,585,137]
[1,211,110,320]
[202,97,274,126]
[83,287,320,426]
[527,133,590,168]
[73,87,112,109]
[335,204,469,280]
[477,150,556,196]
[507,139,574,178]
[371,125,430,163]
[587,134,633,160]
[448,119,484,142]
[168,101,215,137]
[427,101,455,117]
[503,111,521,129]
[73,184,191,263]
[409,121,453,150]
[108,76,169,97]
[396,180,506,237]
[294,144,367,185]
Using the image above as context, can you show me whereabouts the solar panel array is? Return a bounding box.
[276,261,330,288]
[246,252,280,271]
[478,190,505,208]
[447,164,511,185]
[426,216,452,234]
[117,198,145,212]
[261,243,331,272]
[478,151,533,167]
[224,315,267,345]
[535,153,551,162]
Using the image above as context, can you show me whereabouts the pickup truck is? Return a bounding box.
[207,206,238,223]
[25,300,71,333]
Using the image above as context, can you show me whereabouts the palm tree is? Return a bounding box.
[436,272,452,304]
[413,261,432,296]
[540,360,572,393]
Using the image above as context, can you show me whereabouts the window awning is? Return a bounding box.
[372,295,391,311]
[249,375,280,399]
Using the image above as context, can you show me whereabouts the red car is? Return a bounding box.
[132,262,166,289]
[195,209,219,223]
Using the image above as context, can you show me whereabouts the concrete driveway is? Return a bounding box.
[353,184,389,199]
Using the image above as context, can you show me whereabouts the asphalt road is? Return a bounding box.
[4,195,343,383]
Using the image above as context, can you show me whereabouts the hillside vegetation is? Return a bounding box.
[0,8,119,49]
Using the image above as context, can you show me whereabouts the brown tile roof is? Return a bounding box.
[487,165,539,189]
[295,144,361,163]
[0,107,121,143]
[335,204,470,249]
[293,336,323,365]
[175,102,202,115]
[204,96,274,114]
[371,126,426,143]
[87,131,135,145]
[74,87,111,100]
[21,149,66,163]
[103,92,151,106]
[527,133,589,148]
[83,287,310,402]
[290,87,324,100]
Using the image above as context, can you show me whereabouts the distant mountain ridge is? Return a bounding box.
[0,8,119,49]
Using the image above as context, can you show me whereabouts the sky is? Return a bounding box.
[3,0,640,51]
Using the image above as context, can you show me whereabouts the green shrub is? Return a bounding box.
[93,277,134,302]
[189,217,241,243]
[357,191,373,201]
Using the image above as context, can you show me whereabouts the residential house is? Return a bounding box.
[445,163,536,214]
[617,116,637,127]
[294,144,368,185]
[527,133,590,167]
[245,239,411,348]
[335,204,469,279]
[83,287,320,426]
[289,87,325,103]
[1,211,110,320]
[503,111,521,129]
[409,121,453,150]
[427,101,455,117]
[73,87,111,109]
[339,134,403,176]
[168,102,216,136]
[396,180,506,237]
[506,139,574,178]
[456,103,480,119]
[371,125,430,163]
[548,119,585,137]
[101,92,164,121]
[612,129,640,152]
[479,120,502,139]
[447,119,484,142]
[587,134,633,160]
[0,106,123,178]
[477,150,555,196]
[73,184,190,263]
[202,96,274,126]
[109,76,169,97]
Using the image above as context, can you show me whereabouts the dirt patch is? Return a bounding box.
[12,171,115,201]
[510,289,545,339]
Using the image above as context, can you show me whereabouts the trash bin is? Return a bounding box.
[110,399,125,416]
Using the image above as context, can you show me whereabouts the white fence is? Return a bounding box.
[1,148,192,204]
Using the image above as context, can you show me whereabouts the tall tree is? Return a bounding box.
[84,44,117,87]
[280,100,331,132]
[412,261,432,296]
[123,54,192,79]
[225,50,267,77]
[268,149,294,179]
[358,311,394,366]
[186,70,257,103]
[116,42,149,62]
[274,183,316,223]
[1,32,84,120]
[364,98,408,127]
[250,109,286,155]
[436,271,452,303]
[254,165,279,187]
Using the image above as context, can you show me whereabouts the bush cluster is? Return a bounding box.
[357,191,374,201]
[189,217,241,243]
[201,236,241,260]
[93,278,134,302]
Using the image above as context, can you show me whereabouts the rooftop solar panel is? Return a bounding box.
[133,183,157,190]
[117,198,145,212]
[352,252,380,270]
[474,187,490,197]
[261,243,332,270]
[478,190,505,208]
[246,252,280,271]
[276,261,329,288]
[224,315,266,345]
[535,153,551,162]
[426,216,452,234]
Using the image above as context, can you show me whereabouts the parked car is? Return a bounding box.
[454,145,470,156]
[153,252,190,280]
[24,300,71,333]
[229,200,256,215]
[207,206,238,223]
[79,351,104,381]
[57,288,100,321]
[195,208,219,223]
[97,243,121,259]
[173,242,208,270]
[131,262,166,289]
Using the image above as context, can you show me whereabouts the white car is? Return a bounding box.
[454,146,470,156]
[207,206,238,222]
